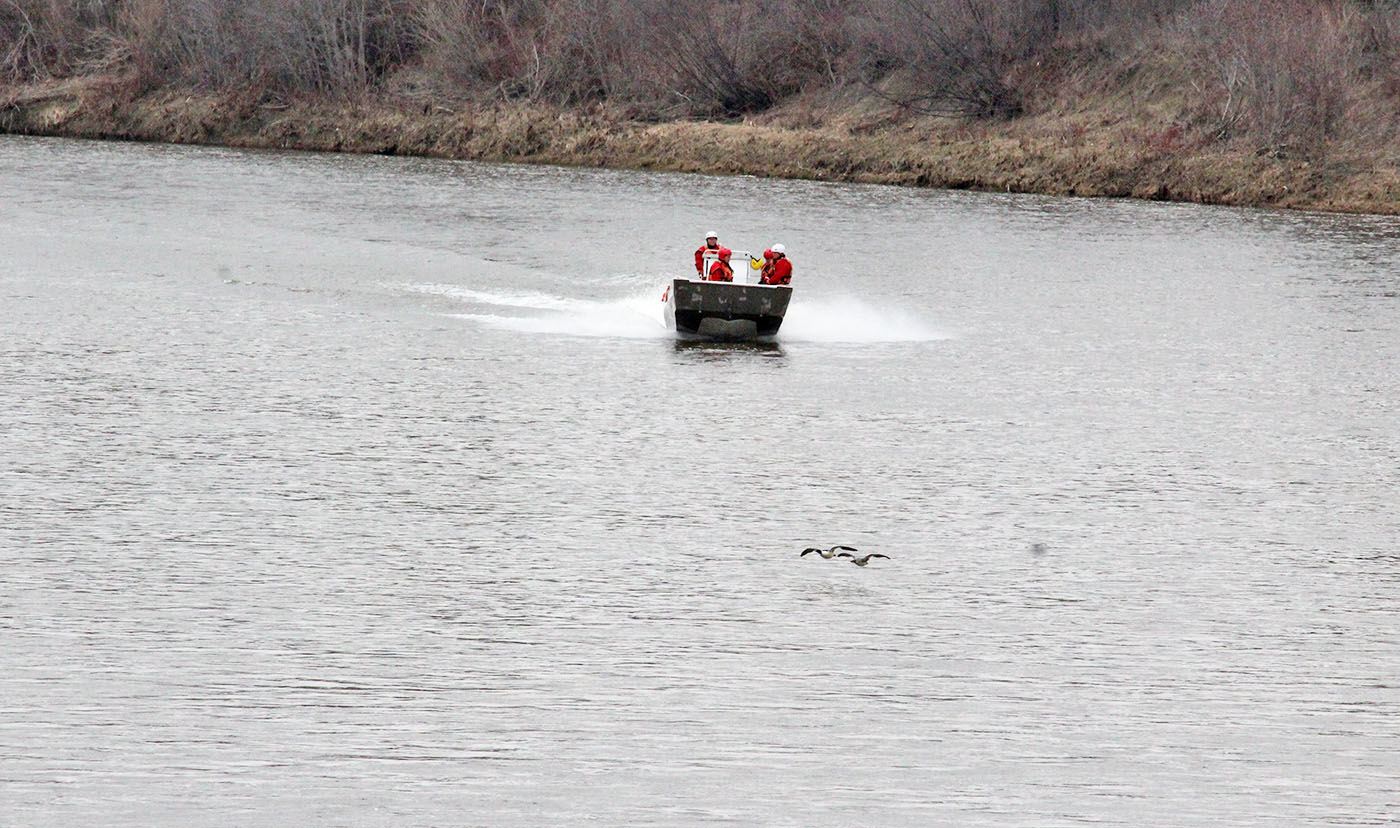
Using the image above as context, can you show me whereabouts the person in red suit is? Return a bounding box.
[694,231,721,275]
[708,248,735,281]
[761,244,792,285]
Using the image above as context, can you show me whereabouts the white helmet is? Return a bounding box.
[771,243,786,255]
[705,230,719,239]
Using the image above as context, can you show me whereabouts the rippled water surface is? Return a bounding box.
[3,135,1398,826]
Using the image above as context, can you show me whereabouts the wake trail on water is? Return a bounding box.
[779,295,948,343]
[407,282,669,339]
[402,282,949,343]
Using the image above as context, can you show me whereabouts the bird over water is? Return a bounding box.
[800,545,858,559]
[799,546,891,566]
[837,553,890,567]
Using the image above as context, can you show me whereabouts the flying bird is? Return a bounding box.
[836,553,890,567]
[800,545,858,559]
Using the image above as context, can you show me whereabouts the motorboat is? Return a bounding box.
[662,249,793,340]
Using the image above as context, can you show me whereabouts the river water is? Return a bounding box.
[2,135,1397,826]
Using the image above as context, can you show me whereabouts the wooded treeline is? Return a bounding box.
[3,0,1399,154]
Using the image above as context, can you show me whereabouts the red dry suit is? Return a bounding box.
[709,259,735,282]
[762,257,792,285]
[695,243,719,274]
[758,250,775,284]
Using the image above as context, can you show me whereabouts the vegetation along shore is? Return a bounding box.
[3,0,1398,214]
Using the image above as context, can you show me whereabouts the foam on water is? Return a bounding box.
[423,284,670,338]
[779,294,948,343]
[404,283,583,312]
[450,300,670,339]
[405,282,948,343]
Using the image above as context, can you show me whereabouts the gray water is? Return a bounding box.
[2,134,1398,826]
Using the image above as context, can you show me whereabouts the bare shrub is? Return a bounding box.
[1043,0,1193,35]
[1184,0,1364,153]
[268,0,414,95]
[2,0,1397,147]
[0,0,47,80]
[788,0,858,86]
[633,0,799,115]
[408,0,651,107]
[525,0,647,105]
[860,0,1049,118]
[1356,4,1400,99]
[409,0,543,99]
[1,0,121,81]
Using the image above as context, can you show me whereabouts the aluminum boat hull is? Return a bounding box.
[664,278,792,340]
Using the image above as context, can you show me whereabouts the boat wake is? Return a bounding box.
[407,282,669,339]
[780,295,948,343]
[401,283,948,343]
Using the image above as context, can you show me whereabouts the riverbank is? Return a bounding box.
[4,77,1397,215]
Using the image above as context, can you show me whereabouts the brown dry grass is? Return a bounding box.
[2,77,1397,214]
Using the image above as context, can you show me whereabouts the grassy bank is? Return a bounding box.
[4,75,1397,214]
[4,0,1399,213]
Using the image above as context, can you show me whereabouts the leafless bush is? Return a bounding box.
[408,0,651,106]
[526,0,647,104]
[251,0,413,95]
[860,0,1051,118]
[0,0,44,80]
[2,0,1397,139]
[1,0,120,81]
[1038,0,1193,35]
[629,0,794,115]
[1355,3,1400,99]
[409,0,543,99]
[788,0,858,86]
[1183,0,1363,153]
